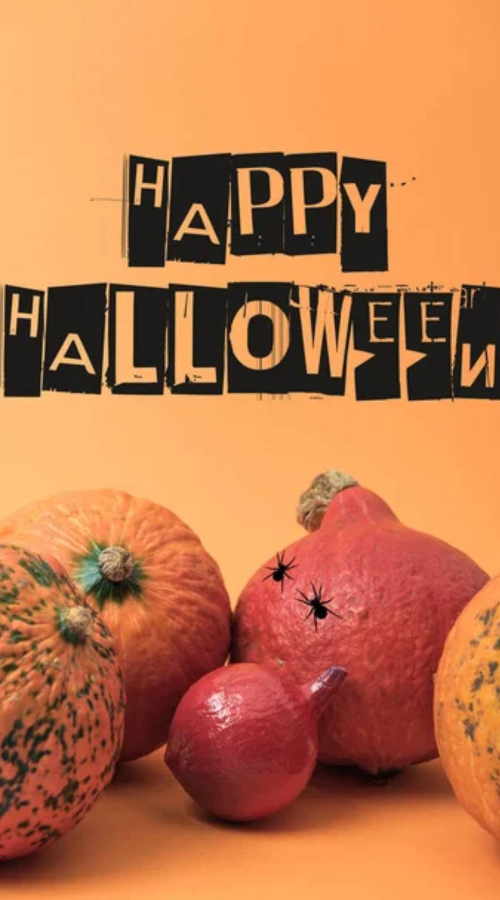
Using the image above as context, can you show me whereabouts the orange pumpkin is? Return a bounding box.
[0,544,124,859]
[435,575,500,841]
[0,490,232,762]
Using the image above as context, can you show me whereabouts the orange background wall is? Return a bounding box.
[1,2,500,898]
[2,0,499,604]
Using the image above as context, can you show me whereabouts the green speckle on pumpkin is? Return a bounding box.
[19,554,60,588]
[0,585,19,605]
[472,673,484,692]
[2,663,17,675]
[8,630,26,644]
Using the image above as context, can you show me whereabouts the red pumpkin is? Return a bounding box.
[231,470,488,774]
[0,545,124,859]
[0,490,231,761]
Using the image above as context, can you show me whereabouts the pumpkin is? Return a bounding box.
[0,490,232,761]
[231,469,489,775]
[167,662,346,822]
[435,575,500,842]
[0,544,125,860]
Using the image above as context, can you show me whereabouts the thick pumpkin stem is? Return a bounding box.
[74,544,144,608]
[57,605,93,645]
[297,470,357,532]
[98,546,134,583]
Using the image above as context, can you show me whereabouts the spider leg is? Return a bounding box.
[304,608,314,621]
[287,555,297,566]
[322,597,333,604]
[263,572,275,581]
[314,616,318,632]
[284,571,294,581]
[297,589,310,603]
[297,598,311,607]
[325,608,343,619]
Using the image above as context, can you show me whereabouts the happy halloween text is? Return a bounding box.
[3,282,499,400]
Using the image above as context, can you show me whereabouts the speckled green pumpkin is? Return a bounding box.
[0,544,125,860]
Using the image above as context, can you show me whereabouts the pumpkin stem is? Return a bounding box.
[57,605,93,645]
[301,665,347,719]
[297,470,357,532]
[74,544,145,608]
[98,546,134,583]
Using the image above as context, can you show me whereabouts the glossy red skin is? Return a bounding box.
[231,486,489,774]
[166,663,319,821]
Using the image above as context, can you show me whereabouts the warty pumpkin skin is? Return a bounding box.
[0,490,232,761]
[435,576,500,842]
[0,544,125,860]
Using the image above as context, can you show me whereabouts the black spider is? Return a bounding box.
[263,551,298,593]
[296,582,342,631]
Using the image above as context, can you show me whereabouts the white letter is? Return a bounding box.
[9,292,41,338]
[343,183,381,233]
[290,168,337,235]
[115,291,157,385]
[421,301,446,343]
[49,334,95,374]
[295,287,351,377]
[461,344,496,388]
[229,300,289,370]
[237,168,284,235]
[133,162,165,208]
[172,203,220,244]
[368,301,394,343]
[174,291,217,386]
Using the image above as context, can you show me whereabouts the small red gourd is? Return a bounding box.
[166,661,346,822]
[231,470,489,775]
[0,545,125,860]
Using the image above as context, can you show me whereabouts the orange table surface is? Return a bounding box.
[1,752,499,900]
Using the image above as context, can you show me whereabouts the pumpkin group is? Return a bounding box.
[435,575,500,841]
[0,544,125,860]
[0,490,232,761]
